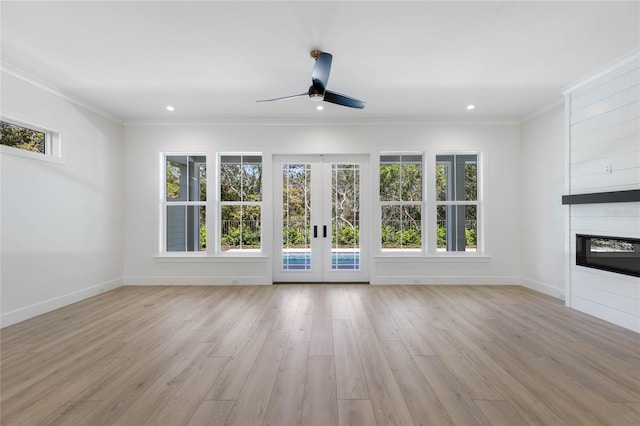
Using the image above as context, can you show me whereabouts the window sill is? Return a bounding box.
[0,144,65,164]
[374,254,490,263]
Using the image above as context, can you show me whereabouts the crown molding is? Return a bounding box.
[0,62,123,125]
[123,117,521,127]
[562,48,640,95]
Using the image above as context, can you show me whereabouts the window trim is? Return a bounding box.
[160,152,208,255]
[0,115,63,164]
[434,152,482,255]
[376,150,485,258]
[378,151,426,255]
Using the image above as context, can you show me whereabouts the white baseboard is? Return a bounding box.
[123,276,272,285]
[520,277,565,300]
[370,275,520,285]
[1,278,124,328]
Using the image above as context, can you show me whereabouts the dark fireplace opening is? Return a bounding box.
[576,234,640,278]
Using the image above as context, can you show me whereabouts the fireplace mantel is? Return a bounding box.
[562,189,640,205]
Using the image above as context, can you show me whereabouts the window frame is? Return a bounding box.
[160,152,208,255]
[0,116,63,164]
[434,152,482,255]
[378,152,426,255]
[217,152,264,255]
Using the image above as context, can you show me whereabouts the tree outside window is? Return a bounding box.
[380,154,423,251]
[0,120,46,154]
[219,155,262,251]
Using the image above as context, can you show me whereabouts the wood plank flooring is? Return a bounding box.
[2,284,639,425]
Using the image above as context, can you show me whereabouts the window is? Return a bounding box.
[219,154,262,252]
[164,154,207,252]
[436,154,479,252]
[1,118,61,162]
[380,154,423,252]
[0,120,46,154]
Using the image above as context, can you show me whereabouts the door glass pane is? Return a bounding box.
[332,164,360,270]
[282,164,311,270]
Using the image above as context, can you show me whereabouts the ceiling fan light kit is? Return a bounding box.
[257,50,366,109]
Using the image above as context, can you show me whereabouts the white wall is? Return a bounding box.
[123,122,522,286]
[566,56,640,332]
[0,71,125,327]
[519,105,566,299]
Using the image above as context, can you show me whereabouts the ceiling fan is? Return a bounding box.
[257,50,366,109]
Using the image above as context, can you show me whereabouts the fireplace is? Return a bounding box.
[576,234,640,277]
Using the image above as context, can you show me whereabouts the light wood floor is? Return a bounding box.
[1,285,639,426]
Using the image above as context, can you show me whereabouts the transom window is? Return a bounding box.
[0,118,61,161]
[0,120,46,154]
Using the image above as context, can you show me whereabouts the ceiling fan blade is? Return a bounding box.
[323,90,366,109]
[312,52,332,91]
[256,93,308,102]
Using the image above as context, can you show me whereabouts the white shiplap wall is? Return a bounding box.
[567,56,640,332]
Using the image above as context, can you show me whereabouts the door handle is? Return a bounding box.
[313,225,318,238]
[323,225,327,238]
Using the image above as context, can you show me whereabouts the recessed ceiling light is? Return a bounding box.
[466,104,475,110]
[166,105,175,112]
[316,105,324,111]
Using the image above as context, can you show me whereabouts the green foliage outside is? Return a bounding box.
[166,162,181,199]
[0,121,45,153]
[283,226,309,247]
[213,156,478,251]
[379,160,423,249]
[219,158,262,250]
[334,224,359,246]
[381,224,421,248]
[437,226,446,248]
[466,228,477,247]
[282,223,360,248]
[200,225,206,250]
[221,224,261,248]
[436,226,477,249]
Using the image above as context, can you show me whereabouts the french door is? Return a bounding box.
[273,155,369,282]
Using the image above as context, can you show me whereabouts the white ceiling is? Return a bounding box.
[1,1,638,123]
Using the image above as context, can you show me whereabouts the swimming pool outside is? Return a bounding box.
[282,248,360,270]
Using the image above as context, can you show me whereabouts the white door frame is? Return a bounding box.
[273,154,370,282]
